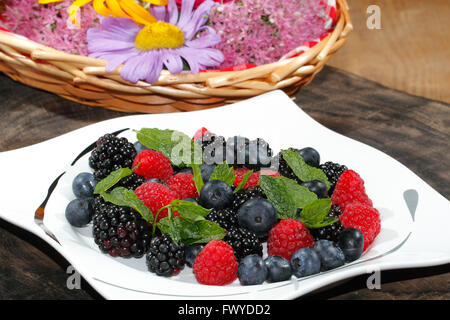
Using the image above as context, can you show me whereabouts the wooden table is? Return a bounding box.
[0,65,449,300]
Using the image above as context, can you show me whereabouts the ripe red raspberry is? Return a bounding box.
[192,127,210,140]
[193,240,238,286]
[168,173,199,199]
[233,168,280,189]
[134,182,178,223]
[267,219,314,260]
[340,203,381,251]
[331,170,373,210]
[132,150,173,182]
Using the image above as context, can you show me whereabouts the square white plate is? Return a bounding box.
[0,90,449,300]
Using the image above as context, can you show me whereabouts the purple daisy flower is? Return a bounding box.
[86,0,224,84]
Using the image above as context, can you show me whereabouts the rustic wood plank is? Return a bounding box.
[0,67,448,300]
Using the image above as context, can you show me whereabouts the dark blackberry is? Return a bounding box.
[224,227,263,261]
[116,173,146,190]
[309,204,344,242]
[205,208,237,231]
[274,148,301,183]
[231,186,266,211]
[146,234,185,277]
[89,134,137,180]
[92,196,152,258]
[319,161,348,195]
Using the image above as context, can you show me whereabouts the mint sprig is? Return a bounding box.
[281,149,330,189]
[191,163,204,195]
[94,167,132,194]
[234,169,254,193]
[135,128,203,167]
[258,175,318,219]
[297,198,337,228]
[209,162,235,186]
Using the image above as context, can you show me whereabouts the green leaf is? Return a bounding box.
[135,128,202,167]
[281,149,331,189]
[298,198,332,228]
[94,167,132,194]
[209,162,235,186]
[157,217,181,243]
[184,220,226,246]
[258,175,317,219]
[170,199,211,222]
[100,187,153,223]
[191,163,204,194]
[233,169,254,193]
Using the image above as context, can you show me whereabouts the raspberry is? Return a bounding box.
[193,240,238,285]
[192,127,211,140]
[233,168,280,189]
[167,173,199,199]
[267,219,314,260]
[331,170,373,210]
[134,182,178,223]
[132,150,173,182]
[339,203,381,251]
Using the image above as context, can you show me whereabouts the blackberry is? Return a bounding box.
[116,173,146,190]
[225,227,263,261]
[92,196,152,258]
[309,204,344,242]
[231,186,266,211]
[146,234,185,277]
[319,161,348,195]
[205,208,238,231]
[89,134,137,180]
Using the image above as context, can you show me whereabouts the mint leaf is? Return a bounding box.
[281,149,330,189]
[184,220,226,246]
[157,217,181,243]
[191,163,204,194]
[94,167,132,194]
[100,187,153,223]
[233,169,254,193]
[170,199,211,222]
[135,128,202,167]
[298,198,333,228]
[209,162,235,186]
[258,175,317,219]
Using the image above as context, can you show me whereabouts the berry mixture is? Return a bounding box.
[65,127,381,286]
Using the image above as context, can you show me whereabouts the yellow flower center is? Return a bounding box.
[134,22,185,51]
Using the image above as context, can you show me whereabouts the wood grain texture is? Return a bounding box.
[328,0,450,103]
[0,67,449,300]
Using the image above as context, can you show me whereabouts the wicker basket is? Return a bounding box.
[0,0,352,114]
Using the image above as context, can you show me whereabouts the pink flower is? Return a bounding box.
[175,0,234,9]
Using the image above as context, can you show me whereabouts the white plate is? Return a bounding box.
[0,90,449,300]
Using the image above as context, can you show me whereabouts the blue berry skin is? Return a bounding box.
[185,244,204,268]
[200,164,216,182]
[301,180,328,199]
[237,254,268,285]
[237,198,277,237]
[65,198,93,227]
[313,240,345,271]
[298,147,320,168]
[199,180,233,209]
[264,255,292,282]
[290,248,321,278]
[177,167,194,174]
[338,228,364,262]
[134,141,149,154]
[72,172,97,199]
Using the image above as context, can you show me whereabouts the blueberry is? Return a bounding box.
[65,198,93,227]
[200,164,216,182]
[313,239,345,271]
[134,141,148,154]
[290,248,321,278]
[265,255,292,282]
[199,180,233,209]
[298,147,320,168]
[72,172,97,199]
[146,178,169,187]
[301,180,328,198]
[337,228,364,262]
[237,254,268,285]
[177,167,194,174]
[185,244,204,268]
[237,198,277,237]
[183,197,199,205]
